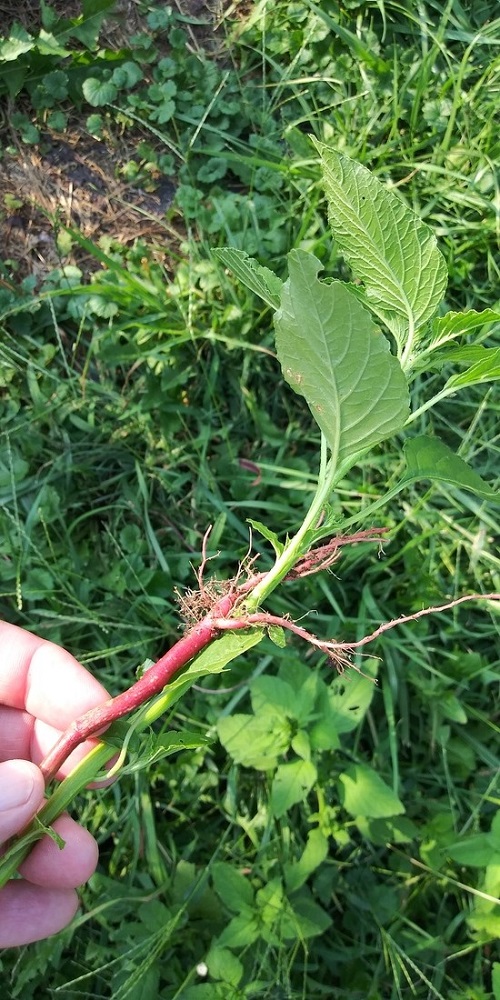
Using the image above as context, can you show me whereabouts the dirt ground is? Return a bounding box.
[0,1,230,283]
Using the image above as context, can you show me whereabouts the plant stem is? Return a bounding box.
[243,435,337,611]
[39,588,245,784]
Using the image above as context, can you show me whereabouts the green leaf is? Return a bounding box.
[0,24,34,61]
[338,763,405,818]
[285,828,329,892]
[268,624,287,647]
[82,76,118,106]
[403,435,497,502]
[206,946,243,987]
[442,347,500,391]
[274,250,410,469]
[217,912,260,949]
[212,862,254,913]
[152,630,264,718]
[217,712,291,770]
[271,759,317,817]
[313,141,448,355]
[302,0,387,72]
[35,29,72,57]
[429,307,500,352]
[493,962,500,1000]
[246,518,284,556]
[111,60,143,89]
[250,675,299,720]
[325,662,379,734]
[356,815,418,846]
[446,834,498,868]
[289,889,333,938]
[213,248,283,309]
[76,0,117,47]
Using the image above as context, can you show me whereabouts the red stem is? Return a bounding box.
[39,530,387,784]
[40,590,241,784]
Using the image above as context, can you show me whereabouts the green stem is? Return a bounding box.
[243,435,337,611]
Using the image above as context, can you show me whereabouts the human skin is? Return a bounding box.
[0,622,110,948]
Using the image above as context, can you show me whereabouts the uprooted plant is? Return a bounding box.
[1,141,499,886]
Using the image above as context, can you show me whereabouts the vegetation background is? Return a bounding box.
[0,1,499,997]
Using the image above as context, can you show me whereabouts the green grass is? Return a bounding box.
[1,1,500,997]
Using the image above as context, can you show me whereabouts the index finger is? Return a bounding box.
[0,622,109,727]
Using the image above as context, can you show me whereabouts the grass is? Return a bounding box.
[1,0,500,997]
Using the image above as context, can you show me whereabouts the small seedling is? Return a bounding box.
[1,142,499,885]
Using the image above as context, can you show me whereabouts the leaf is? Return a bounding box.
[111,61,144,89]
[217,712,291,770]
[325,663,379,734]
[158,629,265,713]
[355,815,418,846]
[268,625,287,647]
[285,828,329,892]
[403,435,497,502]
[302,0,387,72]
[493,963,500,1000]
[246,518,284,556]
[206,946,243,987]
[289,890,333,938]
[338,764,405,819]
[313,141,448,352]
[445,834,498,868]
[250,675,299,720]
[77,0,117,47]
[213,248,283,309]
[212,862,254,913]
[0,24,34,61]
[271,759,317,817]
[274,250,410,468]
[217,912,260,949]
[82,76,118,106]
[442,347,500,391]
[429,307,500,351]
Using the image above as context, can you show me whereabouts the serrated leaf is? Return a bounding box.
[429,307,500,351]
[82,76,118,106]
[35,29,72,57]
[314,141,448,354]
[403,436,497,502]
[271,759,317,817]
[213,248,283,309]
[338,764,405,818]
[274,250,410,468]
[443,347,500,391]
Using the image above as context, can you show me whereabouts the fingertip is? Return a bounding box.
[0,760,45,843]
[0,882,79,948]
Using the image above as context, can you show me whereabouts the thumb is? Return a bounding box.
[0,761,45,844]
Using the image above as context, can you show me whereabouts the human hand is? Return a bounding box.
[0,622,110,948]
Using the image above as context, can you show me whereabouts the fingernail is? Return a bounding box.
[0,763,35,810]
